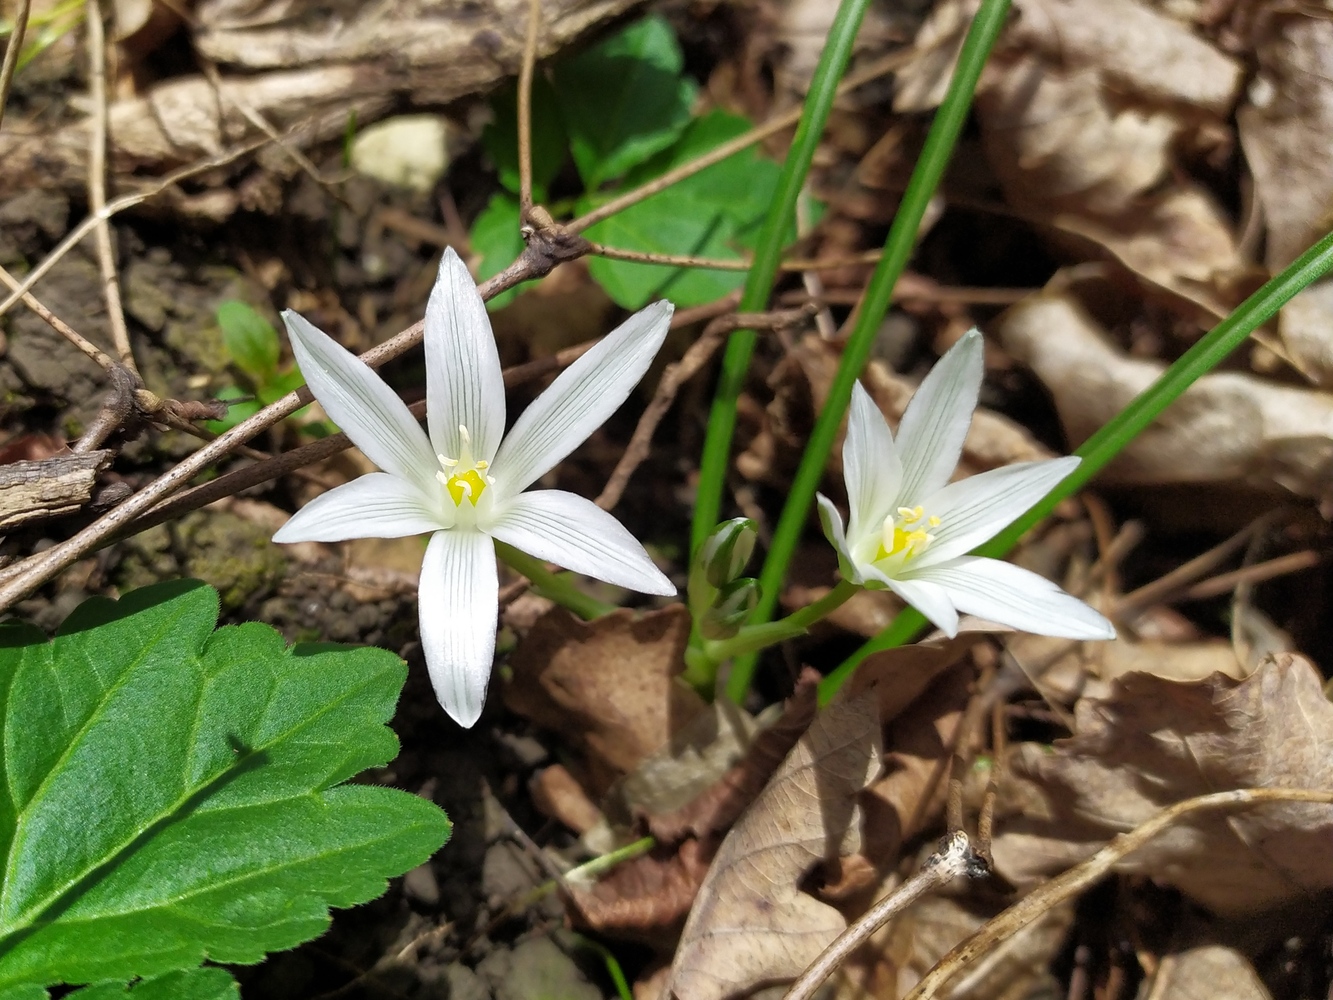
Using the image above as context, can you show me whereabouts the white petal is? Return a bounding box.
[908,556,1115,640]
[283,310,438,497]
[843,381,902,540]
[273,473,443,543]
[418,529,498,728]
[486,490,675,595]
[917,456,1080,565]
[493,300,673,496]
[895,328,983,502]
[886,577,960,637]
[817,493,867,586]
[424,248,507,463]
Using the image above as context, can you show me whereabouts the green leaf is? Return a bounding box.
[69,968,237,1000]
[482,75,568,200]
[582,112,786,308]
[470,193,527,311]
[216,302,280,383]
[0,581,450,991]
[553,15,697,189]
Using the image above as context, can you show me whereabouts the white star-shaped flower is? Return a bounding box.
[274,249,676,726]
[817,329,1114,640]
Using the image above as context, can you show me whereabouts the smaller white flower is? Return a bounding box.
[274,248,676,727]
[817,329,1114,641]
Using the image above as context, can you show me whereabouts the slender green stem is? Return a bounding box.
[517,836,656,910]
[702,578,859,663]
[819,225,1333,703]
[493,541,617,619]
[726,0,1014,705]
[690,0,875,556]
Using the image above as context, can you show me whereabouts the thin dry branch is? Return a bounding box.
[902,788,1333,1000]
[567,49,912,235]
[782,832,979,1000]
[0,0,31,131]
[517,0,541,217]
[596,304,817,511]
[85,0,137,377]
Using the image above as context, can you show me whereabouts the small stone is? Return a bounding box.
[440,962,491,1000]
[481,842,539,903]
[496,732,549,769]
[402,861,440,905]
[498,936,600,1000]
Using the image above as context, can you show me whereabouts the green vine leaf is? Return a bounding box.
[0,581,450,991]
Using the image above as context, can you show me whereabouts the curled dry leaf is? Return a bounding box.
[998,292,1333,501]
[665,694,882,1000]
[502,606,704,795]
[1238,13,1333,385]
[572,672,820,941]
[992,653,1333,915]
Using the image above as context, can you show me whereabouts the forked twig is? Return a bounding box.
[596,304,817,511]
[0,0,31,130]
[901,788,1333,1000]
[781,832,979,1000]
[85,0,138,376]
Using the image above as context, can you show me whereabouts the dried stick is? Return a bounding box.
[0,137,268,320]
[567,49,912,235]
[0,262,118,371]
[85,0,138,377]
[781,832,978,1000]
[902,788,1333,1000]
[0,0,31,130]
[596,305,816,511]
[517,0,541,217]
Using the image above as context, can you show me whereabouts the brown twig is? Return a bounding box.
[902,789,1333,1000]
[781,832,978,1000]
[517,0,541,217]
[85,0,138,377]
[1179,549,1322,602]
[0,0,31,130]
[596,305,817,511]
[567,49,912,235]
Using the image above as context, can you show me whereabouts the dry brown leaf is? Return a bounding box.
[847,625,993,725]
[1142,945,1272,1000]
[830,892,1074,1000]
[502,606,705,794]
[997,292,1333,501]
[665,694,882,1000]
[992,653,1333,915]
[1238,13,1333,385]
[531,764,604,836]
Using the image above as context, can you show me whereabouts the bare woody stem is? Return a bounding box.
[0,0,31,131]
[517,0,541,216]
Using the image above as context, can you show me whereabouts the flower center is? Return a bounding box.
[876,505,941,566]
[436,425,494,508]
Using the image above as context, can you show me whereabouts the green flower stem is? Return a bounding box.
[690,0,875,557]
[819,225,1333,704]
[493,541,618,619]
[726,0,1014,705]
[518,836,656,911]
[701,578,860,665]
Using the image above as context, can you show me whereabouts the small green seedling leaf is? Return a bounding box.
[553,15,697,189]
[216,301,280,383]
[0,581,450,991]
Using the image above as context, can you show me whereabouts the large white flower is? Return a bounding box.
[274,248,676,727]
[817,329,1114,640]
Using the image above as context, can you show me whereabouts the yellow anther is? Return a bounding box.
[445,468,488,507]
[928,515,941,527]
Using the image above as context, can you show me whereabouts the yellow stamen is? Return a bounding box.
[436,424,493,508]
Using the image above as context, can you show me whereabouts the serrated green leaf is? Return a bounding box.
[470,193,527,311]
[69,968,237,1000]
[553,16,696,190]
[0,581,450,990]
[216,302,280,383]
[482,75,568,201]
